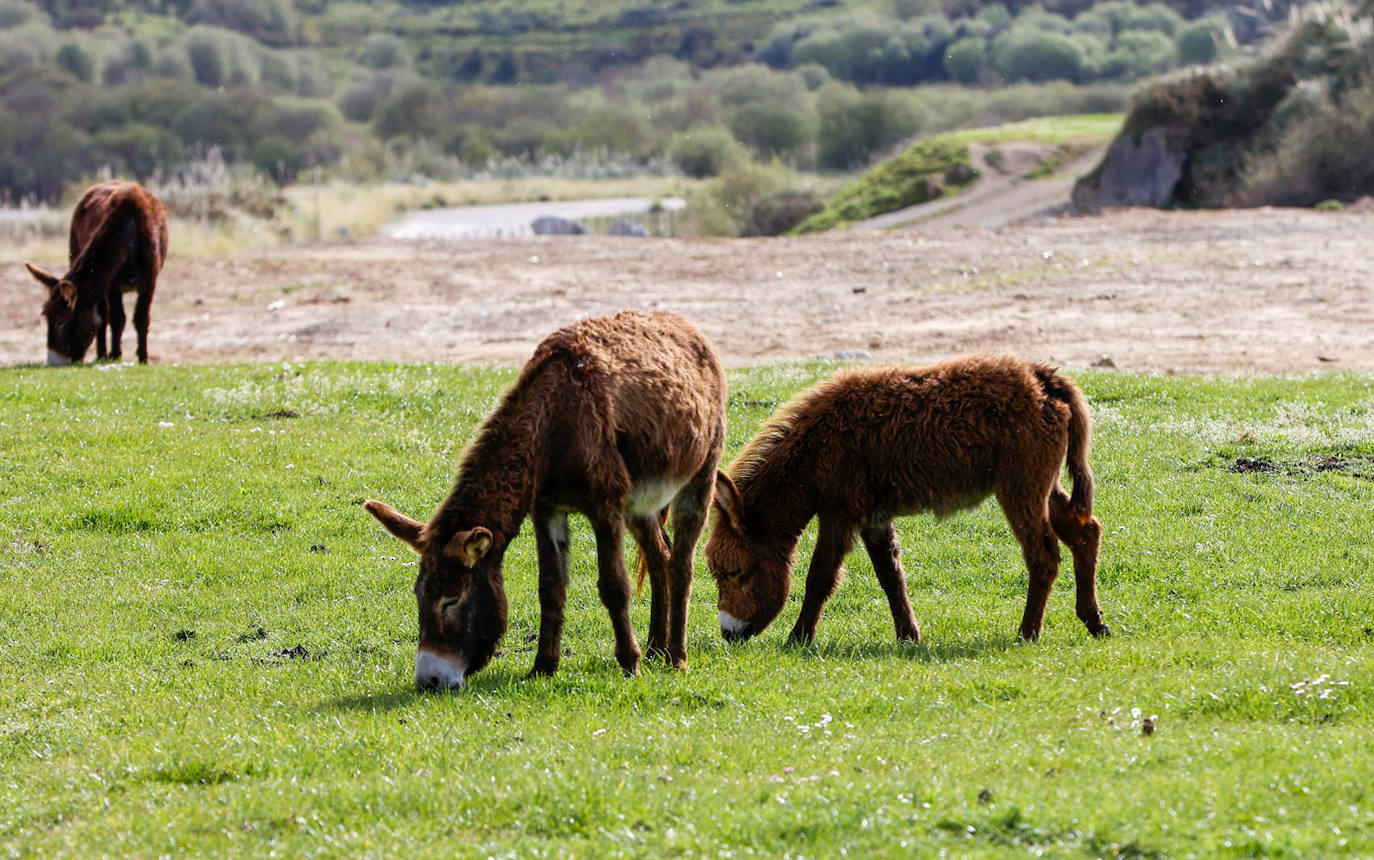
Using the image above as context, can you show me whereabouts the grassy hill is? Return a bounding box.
[0,0,1294,210]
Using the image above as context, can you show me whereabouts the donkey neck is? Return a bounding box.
[732,433,819,560]
[430,377,554,544]
[68,208,134,293]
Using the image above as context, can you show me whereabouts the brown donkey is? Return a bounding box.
[706,354,1107,646]
[366,311,727,688]
[24,180,169,365]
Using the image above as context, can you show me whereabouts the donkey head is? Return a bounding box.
[26,262,95,366]
[364,500,507,689]
[705,471,792,642]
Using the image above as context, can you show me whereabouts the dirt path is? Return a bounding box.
[4,207,1373,374]
[856,143,1103,230]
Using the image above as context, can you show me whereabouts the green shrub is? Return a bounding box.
[682,161,790,236]
[991,27,1083,83]
[54,41,92,82]
[727,101,813,160]
[942,36,986,84]
[668,126,743,178]
[795,137,976,233]
[372,79,446,140]
[185,33,224,86]
[191,0,298,48]
[93,122,183,179]
[250,134,300,184]
[359,33,409,70]
[1107,30,1180,79]
[815,83,928,169]
[1175,17,1227,65]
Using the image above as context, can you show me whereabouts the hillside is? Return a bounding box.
[0,0,1296,210]
[1074,0,1374,211]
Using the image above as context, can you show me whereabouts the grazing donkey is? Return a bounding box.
[706,354,1108,646]
[24,180,169,365]
[366,311,727,688]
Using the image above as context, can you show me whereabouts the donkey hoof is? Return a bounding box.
[1091,624,1111,639]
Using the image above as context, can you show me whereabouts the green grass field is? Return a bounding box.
[2,362,1372,856]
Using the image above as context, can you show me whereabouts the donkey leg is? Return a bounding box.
[1001,493,1062,642]
[1049,488,1109,637]
[664,464,715,669]
[133,285,153,364]
[626,511,671,661]
[787,517,854,645]
[94,296,108,361]
[860,521,921,643]
[590,512,642,677]
[107,291,127,361]
[529,505,571,678]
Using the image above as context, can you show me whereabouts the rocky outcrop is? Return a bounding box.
[531,216,587,235]
[1071,126,1189,215]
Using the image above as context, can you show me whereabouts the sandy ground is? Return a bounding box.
[4,206,1373,374]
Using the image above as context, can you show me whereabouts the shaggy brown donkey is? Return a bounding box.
[706,354,1107,646]
[24,180,169,365]
[366,311,727,688]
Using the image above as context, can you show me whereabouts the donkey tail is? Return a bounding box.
[1036,365,1094,515]
[634,508,672,597]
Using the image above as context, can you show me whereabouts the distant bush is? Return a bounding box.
[942,36,986,84]
[0,1,37,29]
[359,32,409,70]
[740,189,822,236]
[53,40,91,81]
[1107,30,1180,79]
[795,137,976,232]
[991,27,1084,82]
[816,83,928,169]
[92,122,183,179]
[337,71,398,123]
[372,78,446,140]
[668,127,744,178]
[191,0,298,48]
[1175,17,1227,65]
[727,102,813,160]
[682,161,792,236]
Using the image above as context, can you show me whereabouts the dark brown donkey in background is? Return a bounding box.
[706,354,1108,646]
[24,180,169,365]
[366,310,727,688]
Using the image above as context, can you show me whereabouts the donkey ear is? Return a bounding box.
[444,527,493,567]
[58,281,77,308]
[24,262,59,291]
[363,499,428,554]
[714,470,745,532]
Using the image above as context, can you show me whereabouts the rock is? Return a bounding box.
[531,216,587,236]
[607,220,649,238]
[1091,355,1117,368]
[1072,126,1189,215]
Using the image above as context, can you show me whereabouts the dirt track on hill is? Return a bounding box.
[3,207,1373,374]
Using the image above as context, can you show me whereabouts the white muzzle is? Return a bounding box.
[47,349,72,367]
[415,650,467,689]
[719,610,749,637]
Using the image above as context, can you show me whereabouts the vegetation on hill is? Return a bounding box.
[0,0,1285,205]
[1076,0,1374,209]
[794,113,1122,232]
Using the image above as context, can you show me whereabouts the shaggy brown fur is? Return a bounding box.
[24,180,169,365]
[366,310,727,687]
[706,354,1107,645]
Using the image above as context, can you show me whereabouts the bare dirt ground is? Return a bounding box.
[4,206,1373,373]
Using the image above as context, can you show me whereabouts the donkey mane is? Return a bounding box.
[67,192,145,281]
[424,320,611,541]
[729,386,827,491]
[427,368,556,542]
